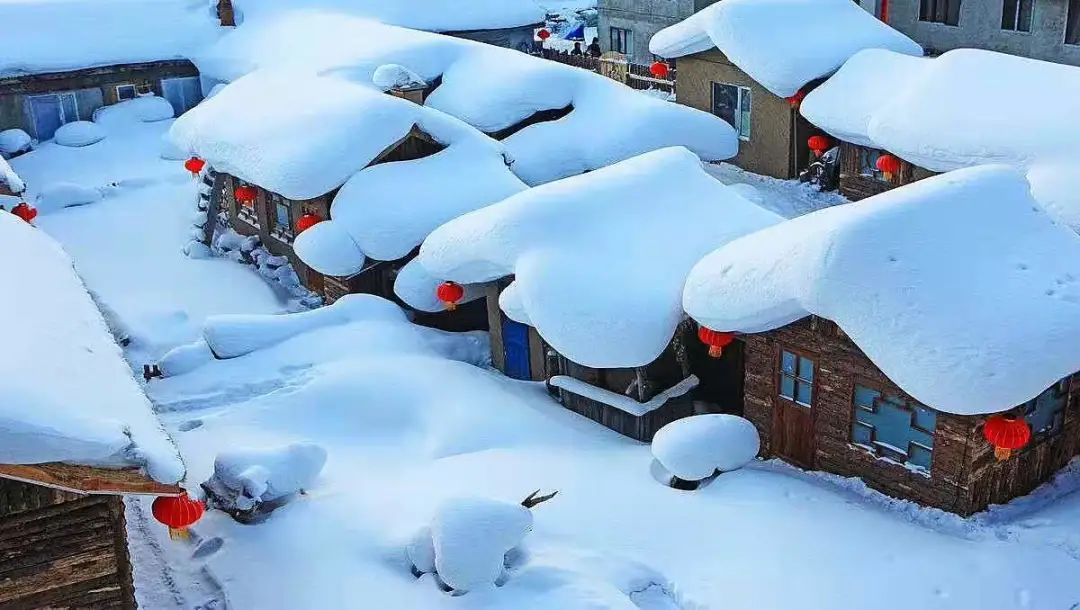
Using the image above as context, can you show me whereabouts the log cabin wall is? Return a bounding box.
[0,479,136,609]
[837,142,936,201]
[742,317,1080,515]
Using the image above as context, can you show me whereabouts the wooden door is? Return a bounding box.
[501,316,532,380]
[772,346,817,468]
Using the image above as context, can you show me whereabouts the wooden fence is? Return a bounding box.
[532,49,676,95]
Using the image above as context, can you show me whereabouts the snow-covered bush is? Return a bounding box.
[652,414,760,486]
[158,339,215,377]
[0,129,31,156]
[93,96,174,127]
[212,228,323,309]
[54,121,106,147]
[202,442,327,523]
[36,183,103,210]
[372,63,427,91]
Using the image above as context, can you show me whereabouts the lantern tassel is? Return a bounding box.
[168,527,190,541]
[994,446,1012,462]
[883,171,894,182]
[708,345,723,358]
[444,302,457,312]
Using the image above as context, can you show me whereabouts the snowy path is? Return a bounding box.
[12,119,1080,610]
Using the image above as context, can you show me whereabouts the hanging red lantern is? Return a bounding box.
[807,135,831,157]
[234,185,257,207]
[184,156,205,178]
[875,153,902,181]
[786,89,806,108]
[152,492,205,540]
[11,201,37,224]
[649,61,670,79]
[436,281,465,311]
[295,213,322,234]
[537,28,551,41]
[983,414,1031,461]
[697,326,735,358]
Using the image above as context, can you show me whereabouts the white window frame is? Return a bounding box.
[116,84,138,101]
[1001,0,1034,32]
[711,82,752,141]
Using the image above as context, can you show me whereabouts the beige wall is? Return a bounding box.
[676,51,798,179]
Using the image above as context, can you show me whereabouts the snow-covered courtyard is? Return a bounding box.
[7,94,1080,610]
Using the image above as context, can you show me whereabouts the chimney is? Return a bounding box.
[217,0,236,27]
[388,84,426,105]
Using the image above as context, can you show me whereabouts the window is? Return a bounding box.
[271,195,294,242]
[856,148,883,179]
[1023,378,1070,438]
[711,82,752,140]
[852,384,937,470]
[116,84,138,101]
[920,0,961,25]
[1067,0,1080,44]
[778,349,814,407]
[235,181,260,228]
[1001,0,1034,31]
[610,27,631,56]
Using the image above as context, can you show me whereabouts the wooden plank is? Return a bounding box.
[0,547,118,603]
[0,463,183,496]
[2,574,123,610]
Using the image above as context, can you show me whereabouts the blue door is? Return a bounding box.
[29,95,63,140]
[502,316,532,380]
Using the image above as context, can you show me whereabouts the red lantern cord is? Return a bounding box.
[983,414,1031,461]
[436,281,465,311]
[295,213,322,234]
[152,492,205,541]
[697,327,736,358]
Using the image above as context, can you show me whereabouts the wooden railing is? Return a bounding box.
[532,49,676,95]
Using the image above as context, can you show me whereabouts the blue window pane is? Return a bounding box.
[796,381,812,406]
[851,384,936,469]
[909,444,933,470]
[1025,381,1067,436]
[780,375,795,400]
[913,405,937,432]
[798,356,814,382]
[854,385,880,410]
[275,202,290,228]
[853,423,873,446]
[781,350,796,375]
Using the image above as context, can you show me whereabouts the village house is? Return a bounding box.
[0,212,192,607]
[649,0,922,179]
[0,0,226,142]
[416,148,776,442]
[682,165,1080,515]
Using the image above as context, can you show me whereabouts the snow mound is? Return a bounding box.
[36,183,103,211]
[649,0,921,97]
[652,415,760,481]
[54,121,106,147]
[419,147,781,368]
[431,497,534,591]
[372,63,427,91]
[93,96,175,127]
[208,442,328,510]
[683,165,1080,415]
[0,129,31,156]
[0,212,182,482]
[0,157,24,194]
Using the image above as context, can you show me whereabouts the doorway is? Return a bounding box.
[771,346,817,468]
[501,315,532,380]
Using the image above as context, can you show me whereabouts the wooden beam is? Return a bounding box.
[0,464,183,497]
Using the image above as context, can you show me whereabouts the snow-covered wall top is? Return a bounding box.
[0,157,24,194]
[191,11,738,185]
[0,213,183,482]
[232,0,545,32]
[0,0,221,76]
[682,165,1080,415]
[800,48,1080,231]
[649,0,922,97]
[418,147,782,368]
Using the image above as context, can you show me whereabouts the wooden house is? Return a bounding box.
[833,141,936,201]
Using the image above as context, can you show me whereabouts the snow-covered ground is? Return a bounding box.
[12,108,1080,610]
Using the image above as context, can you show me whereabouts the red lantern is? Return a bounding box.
[184,156,205,178]
[649,61,670,79]
[983,414,1031,461]
[786,90,806,108]
[234,185,257,207]
[807,135,831,157]
[436,281,465,311]
[152,492,205,540]
[11,201,37,224]
[295,213,322,234]
[537,28,551,41]
[697,326,735,358]
[875,153,902,180]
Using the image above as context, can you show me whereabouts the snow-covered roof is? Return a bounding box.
[0,212,183,483]
[683,165,1080,416]
[0,156,24,194]
[0,0,221,77]
[191,11,738,185]
[418,147,782,368]
[800,48,1080,231]
[232,0,545,32]
[649,0,922,97]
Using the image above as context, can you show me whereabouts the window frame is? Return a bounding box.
[850,380,937,471]
[776,346,815,408]
[710,82,752,141]
[1066,0,1080,45]
[1022,377,1071,439]
[609,27,632,56]
[919,0,962,25]
[269,193,295,243]
[115,84,138,101]
[234,179,261,228]
[1001,0,1034,32]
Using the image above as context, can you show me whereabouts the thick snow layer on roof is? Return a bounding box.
[683,166,1080,415]
[0,156,24,194]
[0,213,182,482]
[232,0,545,32]
[191,12,737,184]
[169,69,505,202]
[0,0,220,77]
[649,0,921,97]
[419,147,781,368]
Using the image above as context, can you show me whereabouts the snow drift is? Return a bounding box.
[652,415,760,481]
